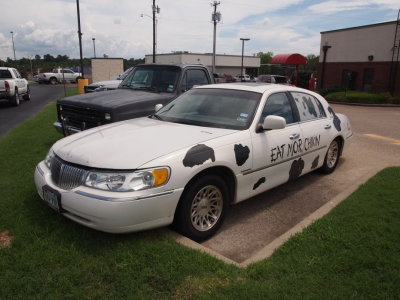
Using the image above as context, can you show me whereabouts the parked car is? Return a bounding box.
[235,74,251,81]
[35,83,352,242]
[38,68,82,85]
[84,67,133,93]
[256,74,291,85]
[0,67,30,106]
[225,74,235,82]
[213,73,227,83]
[54,64,214,135]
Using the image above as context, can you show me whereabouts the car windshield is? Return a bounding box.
[119,66,180,93]
[154,88,261,130]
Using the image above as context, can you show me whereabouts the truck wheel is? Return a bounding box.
[10,89,20,106]
[23,86,31,101]
[174,174,228,242]
[50,77,58,85]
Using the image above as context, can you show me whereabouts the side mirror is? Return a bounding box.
[261,115,286,131]
[155,104,163,112]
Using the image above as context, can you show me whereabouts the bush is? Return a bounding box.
[325,91,398,104]
[317,85,345,97]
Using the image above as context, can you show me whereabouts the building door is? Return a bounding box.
[363,68,374,93]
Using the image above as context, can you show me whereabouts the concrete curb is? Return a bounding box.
[167,170,380,268]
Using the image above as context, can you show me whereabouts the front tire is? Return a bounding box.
[49,77,58,85]
[174,174,228,242]
[321,139,341,174]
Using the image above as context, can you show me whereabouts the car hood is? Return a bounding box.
[53,117,236,169]
[57,89,175,110]
[88,79,120,88]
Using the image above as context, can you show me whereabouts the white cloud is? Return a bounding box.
[0,0,398,60]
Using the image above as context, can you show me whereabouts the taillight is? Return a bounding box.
[5,81,10,91]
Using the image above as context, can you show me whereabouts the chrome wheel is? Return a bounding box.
[326,140,339,168]
[190,185,223,231]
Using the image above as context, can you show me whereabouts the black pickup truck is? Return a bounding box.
[54,64,214,135]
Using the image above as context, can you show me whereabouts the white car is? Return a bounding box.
[34,83,352,241]
[84,67,133,93]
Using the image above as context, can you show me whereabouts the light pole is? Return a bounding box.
[240,38,250,81]
[92,38,96,58]
[76,0,84,78]
[10,31,16,60]
[211,1,221,74]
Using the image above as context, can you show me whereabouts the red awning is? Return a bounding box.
[270,53,307,65]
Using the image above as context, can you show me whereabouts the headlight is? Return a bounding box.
[44,149,55,169]
[84,167,170,192]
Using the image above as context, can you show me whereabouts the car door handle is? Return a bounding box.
[324,124,331,129]
[289,133,300,140]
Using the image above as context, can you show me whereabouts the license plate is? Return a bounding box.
[43,186,62,212]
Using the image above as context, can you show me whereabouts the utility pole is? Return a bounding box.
[211,1,221,74]
[152,1,160,63]
[10,31,16,60]
[76,0,84,78]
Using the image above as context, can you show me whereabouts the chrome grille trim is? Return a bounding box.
[50,156,88,190]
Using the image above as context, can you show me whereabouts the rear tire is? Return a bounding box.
[23,86,31,101]
[174,174,228,242]
[320,139,341,174]
[10,89,20,106]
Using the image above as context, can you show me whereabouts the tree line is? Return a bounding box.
[0,54,145,77]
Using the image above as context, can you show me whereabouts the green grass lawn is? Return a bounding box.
[1,95,399,299]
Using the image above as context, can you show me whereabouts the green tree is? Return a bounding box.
[257,52,274,74]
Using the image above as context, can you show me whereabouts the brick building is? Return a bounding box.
[318,20,400,96]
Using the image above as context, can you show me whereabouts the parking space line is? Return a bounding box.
[364,133,400,145]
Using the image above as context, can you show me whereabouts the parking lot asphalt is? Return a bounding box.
[173,104,400,266]
[0,83,73,137]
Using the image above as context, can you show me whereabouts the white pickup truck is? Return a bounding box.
[0,67,30,106]
[38,68,82,85]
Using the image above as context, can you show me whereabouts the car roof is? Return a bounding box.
[196,82,313,95]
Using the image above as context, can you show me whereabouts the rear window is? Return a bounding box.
[0,70,12,79]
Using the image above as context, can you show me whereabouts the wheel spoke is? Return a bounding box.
[190,185,223,232]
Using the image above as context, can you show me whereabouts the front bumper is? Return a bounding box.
[34,161,183,233]
[53,121,81,135]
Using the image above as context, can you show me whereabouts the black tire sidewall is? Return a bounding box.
[24,86,31,101]
[175,174,228,242]
[10,89,19,106]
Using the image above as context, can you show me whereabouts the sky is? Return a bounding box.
[0,0,399,61]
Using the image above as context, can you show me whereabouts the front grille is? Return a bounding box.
[59,104,106,130]
[50,156,88,190]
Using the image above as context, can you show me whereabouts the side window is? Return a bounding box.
[184,69,209,90]
[291,92,326,122]
[261,92,294,125]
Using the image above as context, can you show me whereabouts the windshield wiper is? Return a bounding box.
[150,114,163,121]
[132,86,160,93]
